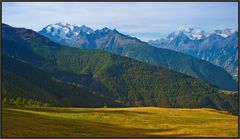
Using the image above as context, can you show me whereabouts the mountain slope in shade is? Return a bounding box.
[2,23,238,114]
[38,23,237,91]
[148,28,238,80]
[2,55,119,107]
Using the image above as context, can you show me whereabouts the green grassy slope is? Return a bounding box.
[2,106,238,137]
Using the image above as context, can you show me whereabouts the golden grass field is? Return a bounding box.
[2,106,238,137]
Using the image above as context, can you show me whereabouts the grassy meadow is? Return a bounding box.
[2,106,238,137]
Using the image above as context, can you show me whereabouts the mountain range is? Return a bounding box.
[38,23,237,91]
[2,23,238,114]
[148,27,238,80]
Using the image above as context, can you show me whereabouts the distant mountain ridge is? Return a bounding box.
[38,23,237,91]
[39,22,145,49]
[164,27,236,41]
[148,27,238,80]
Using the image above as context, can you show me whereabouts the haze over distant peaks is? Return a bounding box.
[167,27,209,40]
[213,28,236,38]
[164,27,236,41]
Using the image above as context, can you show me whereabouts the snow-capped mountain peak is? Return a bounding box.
[213,28,236,38]
[39,23,94,39]
[168,27,208,40]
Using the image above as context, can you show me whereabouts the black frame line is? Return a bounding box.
[0,1,239,139]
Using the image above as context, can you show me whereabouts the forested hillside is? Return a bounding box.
[2,23,238,114]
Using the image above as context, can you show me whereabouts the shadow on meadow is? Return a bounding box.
[2,108,189,137]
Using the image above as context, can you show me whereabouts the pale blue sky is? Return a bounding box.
[2,2,238,41]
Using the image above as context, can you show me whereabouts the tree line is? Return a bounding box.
[2,97,49,107]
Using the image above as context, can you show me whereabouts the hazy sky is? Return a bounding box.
[2,2,238,41]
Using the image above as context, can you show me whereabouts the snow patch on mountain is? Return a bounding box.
[167,27,209,40]
[214,29,236,38]
[39,22,94,39]
[150,27,237,44]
